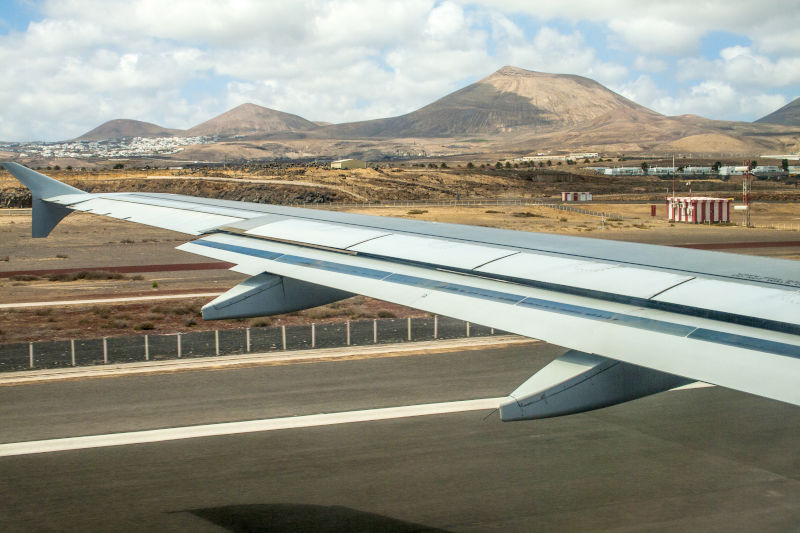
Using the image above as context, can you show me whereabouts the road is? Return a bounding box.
[1,344,799,532]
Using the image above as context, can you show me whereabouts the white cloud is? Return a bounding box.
[614,75,667,107]
[607,18,699,56]
[473,1,800,52]
[679,46,800,88]
[0,0,797,140]
[647,81,788,119]
[489,21,628,86]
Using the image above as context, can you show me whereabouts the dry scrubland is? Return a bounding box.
[1,165,799,342]
[2,163,799,207]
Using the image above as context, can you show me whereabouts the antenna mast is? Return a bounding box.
[743,160,752,228]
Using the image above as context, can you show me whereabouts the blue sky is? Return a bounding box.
[0,0,798,141]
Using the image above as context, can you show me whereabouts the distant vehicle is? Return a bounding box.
[4,162,799,420]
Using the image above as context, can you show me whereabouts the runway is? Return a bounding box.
[1,344,799,532]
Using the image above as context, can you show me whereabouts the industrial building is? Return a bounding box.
[603,167,644,176]
[667,197,732,223]
[331,158,366,169]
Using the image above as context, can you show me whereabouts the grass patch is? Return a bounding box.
[47,270,131,282]
[306,308,344,320]
[407,209,428,215]
[511,212,544,218]
[9,274,40,281]
[485,210,502,214]
[91,307,111,319]
[151,304,200,316]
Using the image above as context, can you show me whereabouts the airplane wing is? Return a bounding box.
[4,162,799,420]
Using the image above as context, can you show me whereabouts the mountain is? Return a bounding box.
[184,103,318,137]
[754,97,800,125]
[75,119,181,141]
[318,66,660,138]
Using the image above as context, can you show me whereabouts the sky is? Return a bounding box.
[0,0,798,141]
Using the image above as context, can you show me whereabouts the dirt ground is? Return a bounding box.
[4,164,798,207]
[1,196,799,343]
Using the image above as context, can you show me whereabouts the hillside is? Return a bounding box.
[66,66,800,156]
[184,103,318,138]
[75,119,181,141]
[318,66,660,138]
[755,97,800,125]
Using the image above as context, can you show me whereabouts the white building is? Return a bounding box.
[331,158,366,169]
[561,192,592,202]
[604,167,644,176]
[667,197,732,223]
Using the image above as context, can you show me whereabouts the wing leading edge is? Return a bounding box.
[4,163,799,420]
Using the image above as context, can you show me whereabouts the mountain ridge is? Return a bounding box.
[69,67,799,155]
[755,97,800,126]
[74,119,182,141]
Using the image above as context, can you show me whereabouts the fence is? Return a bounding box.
[309,198,631,220]
[0,316,506,372]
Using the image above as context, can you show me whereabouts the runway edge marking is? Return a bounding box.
[0,398,505,457]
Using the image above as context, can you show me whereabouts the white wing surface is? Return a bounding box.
[4,163,799,419]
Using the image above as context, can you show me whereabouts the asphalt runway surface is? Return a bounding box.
[1,344,799,532]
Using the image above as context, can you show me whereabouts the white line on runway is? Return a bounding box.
[0,292,223,309]
[0,397,505,457]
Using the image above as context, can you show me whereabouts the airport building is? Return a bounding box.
[331,158,366,169]
[667,197,732,223]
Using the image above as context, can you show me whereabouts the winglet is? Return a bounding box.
[2,162,87,237]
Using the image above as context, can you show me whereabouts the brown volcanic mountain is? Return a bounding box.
[70,66,800,155]
[184,103,318,137]
[318,66,660,138]
[755,97,800,125]
[75,119,181,141]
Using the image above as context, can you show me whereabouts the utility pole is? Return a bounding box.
[743,160,753,228]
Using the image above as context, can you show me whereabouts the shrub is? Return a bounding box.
[377,310,396,318]
[407,209,428,215]
[9,274,40,281]
[135,322,155,330]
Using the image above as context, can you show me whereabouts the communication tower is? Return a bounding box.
[742,160,753,228]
